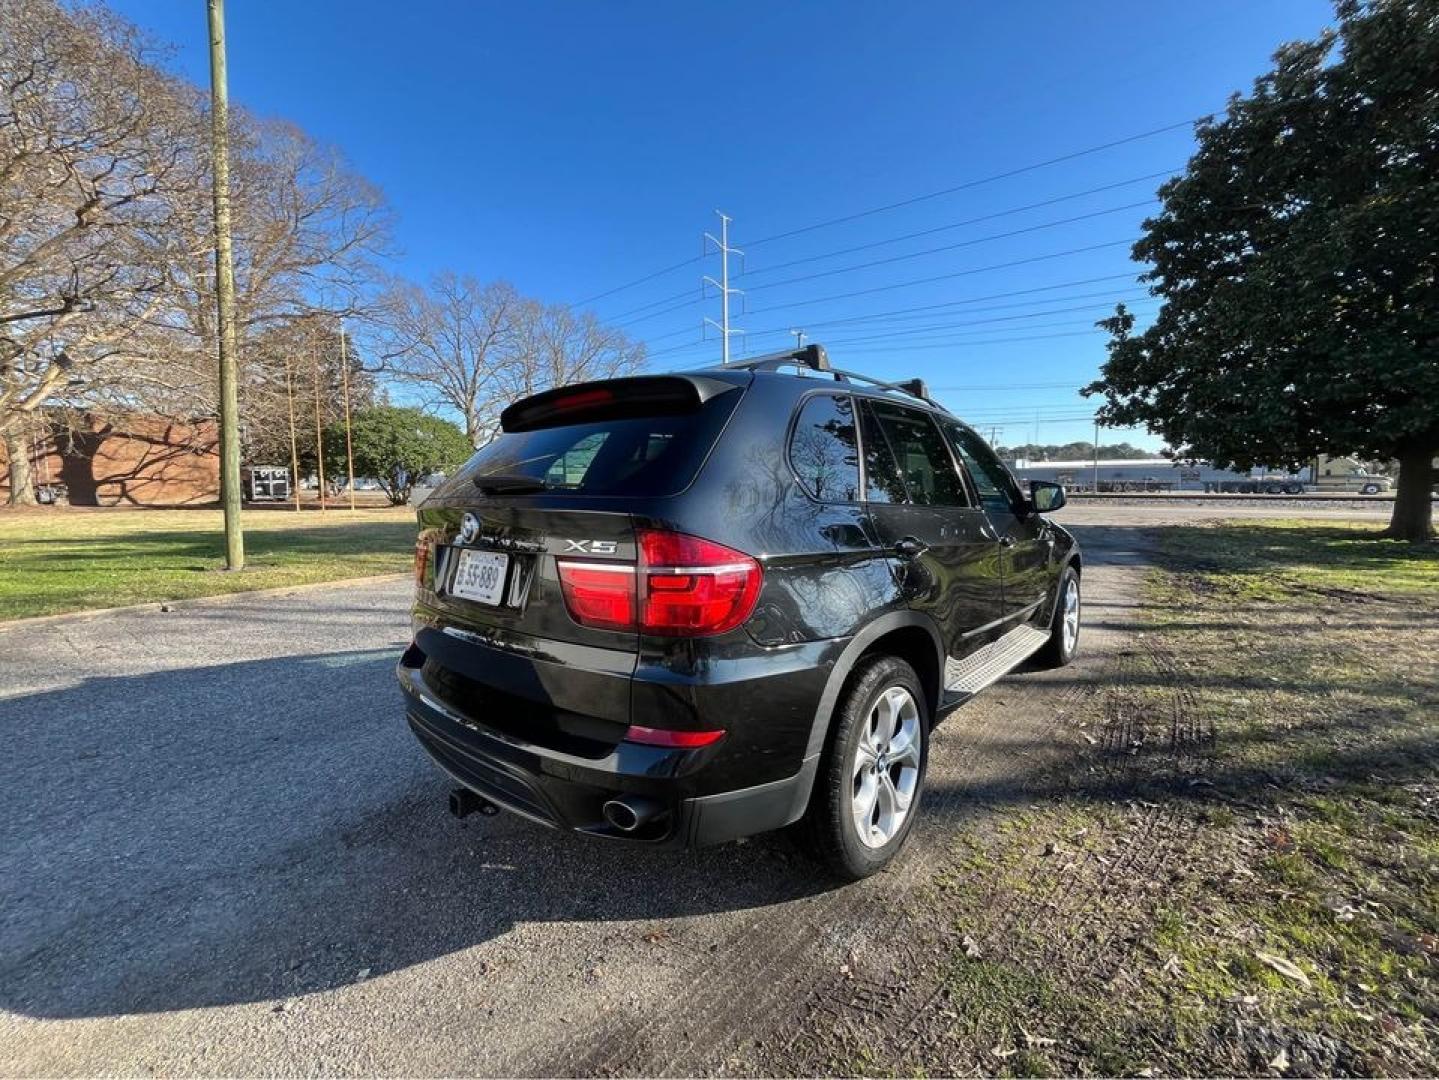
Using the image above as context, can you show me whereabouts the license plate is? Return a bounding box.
[451,548,509,606]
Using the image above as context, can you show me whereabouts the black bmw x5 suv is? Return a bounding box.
[397,344,1081,878]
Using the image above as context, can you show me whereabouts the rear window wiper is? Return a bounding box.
[473,471,549,495]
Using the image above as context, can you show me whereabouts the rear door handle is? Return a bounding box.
[893,536,929,559]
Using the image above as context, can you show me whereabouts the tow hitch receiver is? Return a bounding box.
[449,787,500,819]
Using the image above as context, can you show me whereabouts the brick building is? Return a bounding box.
[0,413,220,506]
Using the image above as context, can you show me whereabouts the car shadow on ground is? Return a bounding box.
[0,646,840,1021]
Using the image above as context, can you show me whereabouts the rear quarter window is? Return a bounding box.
[789,394,861,502]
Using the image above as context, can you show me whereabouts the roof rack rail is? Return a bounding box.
[724,343,830,373]
[720,344,944,412]
[830,368,942,411]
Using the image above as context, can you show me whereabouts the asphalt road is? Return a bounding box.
[0,502,1389,1074]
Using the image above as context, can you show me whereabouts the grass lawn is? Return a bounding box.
[0,506,418,621]
[938,520,1438,1076]
[790,520,1437,1077]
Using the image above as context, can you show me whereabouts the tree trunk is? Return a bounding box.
[1383,442,1437,542]
[3,423,39,507]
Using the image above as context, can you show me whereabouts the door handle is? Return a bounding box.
[893,536,929,559]
[998,536,1015,548]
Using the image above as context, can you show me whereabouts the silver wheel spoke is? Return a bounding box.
[882,772,911,813]
[852,773,879,835]
[875,690,900,745]
[889,729,921,768]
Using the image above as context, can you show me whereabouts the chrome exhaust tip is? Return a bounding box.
[601,795,665,833]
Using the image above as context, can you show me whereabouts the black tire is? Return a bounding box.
[804,655,929,881]
[1034,567,1080,669]
[1361,483,1380,495]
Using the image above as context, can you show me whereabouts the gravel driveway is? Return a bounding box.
[0,502,1389,1075]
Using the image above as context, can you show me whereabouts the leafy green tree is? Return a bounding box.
[324,406,470,505]
[1085,0,1438,541]
[998,441,1154,461]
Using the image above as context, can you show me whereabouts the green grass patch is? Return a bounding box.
[917,520,1437,1075]
[0,507,417,620]
[1153,518,1439,602]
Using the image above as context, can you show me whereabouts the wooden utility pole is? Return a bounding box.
[312,341,326,513]
[284,355,301,512]
[206,0,244,568]
[339,320,356,510]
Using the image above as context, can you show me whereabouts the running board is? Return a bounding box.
[943,624,1050,697]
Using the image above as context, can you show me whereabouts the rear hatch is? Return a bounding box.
[409,373,748,734]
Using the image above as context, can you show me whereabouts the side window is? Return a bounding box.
[858,400,909,504]
[945,421,1023,516]
[866,402,969,507]
[788,394,861,502]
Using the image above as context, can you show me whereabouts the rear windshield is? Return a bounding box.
[459,388,740,498]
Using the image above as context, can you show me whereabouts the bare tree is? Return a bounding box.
[0,0,204,503]
[155,113,392,431]
[379,274,646,446]
[377,274,525,445]
[498,303,648,408]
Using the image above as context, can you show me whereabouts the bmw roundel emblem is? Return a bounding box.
[458,513,480,544]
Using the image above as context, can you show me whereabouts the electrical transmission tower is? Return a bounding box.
[703,211,744,366]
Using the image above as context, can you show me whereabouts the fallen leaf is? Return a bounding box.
[1269,1047,1290,1072]
[962,935,982,959]
[1255,951,1311,988]
[356,967,371,979]
[1160,954,1182,977]
[991,1046,1017,1059]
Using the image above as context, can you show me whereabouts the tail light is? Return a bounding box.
[413,539,431,587]
[555,562,635,630]
[637,529,763,635]
[555,528,763,637]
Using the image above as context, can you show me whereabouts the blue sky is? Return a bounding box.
[113,0,1336,450]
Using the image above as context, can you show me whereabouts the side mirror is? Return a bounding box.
[1029,480,1066,514]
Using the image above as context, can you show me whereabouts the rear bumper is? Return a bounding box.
[399,658,819,847]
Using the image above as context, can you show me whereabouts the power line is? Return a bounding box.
[759,273,1141,330]
[605,285,701,323]
[567,115,1201,313]
[570,254,703,309]
[639,272,1146,359]
[737,169,1176,279]
[665,325,1118,369]
[839,328,1105,353]
[741,201,1155,294]
[740,116,1203,249]
[744,295,1153,351]
[618,211,1146,330]
[633,239,1138,335]
[812,299,1157,349]
[743,239,1138,316]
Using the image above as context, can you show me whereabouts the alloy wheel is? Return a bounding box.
[850,685,922,848]
[1062,577,1080,655]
